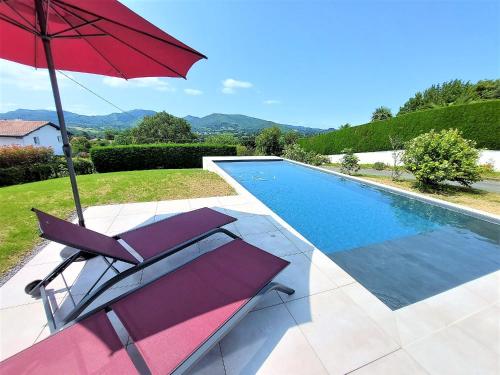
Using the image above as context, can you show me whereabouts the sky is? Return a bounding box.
[0,0,498,129]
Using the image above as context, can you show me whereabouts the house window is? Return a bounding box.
[33,136,40,145]
[57,136,62,143]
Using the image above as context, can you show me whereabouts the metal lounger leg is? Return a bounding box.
[27,251,82,297]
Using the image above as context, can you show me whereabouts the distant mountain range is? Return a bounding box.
[0,109,324,135]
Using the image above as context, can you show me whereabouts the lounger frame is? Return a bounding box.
[65,250,295,375]
[32,223,240,332]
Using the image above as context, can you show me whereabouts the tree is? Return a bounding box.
[70,136,91,154]
[132,111,195,144]
[114,129,134,145]
[371,106,393,122]
[338,123,351,130]
[255,126,283,156]
[240,135,256,150]
[104,130,115,140]
[282,131,299,146]
[340,148,360,175]
[205,133,239,145]
[398,79,499,115]
[389,135,404,181]
[403,129,481,188]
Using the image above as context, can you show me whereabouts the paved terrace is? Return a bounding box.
[0,194,498,374]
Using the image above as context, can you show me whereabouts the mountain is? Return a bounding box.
[183,113,323,135]
[0,109,324,135]
[0,109,155,130]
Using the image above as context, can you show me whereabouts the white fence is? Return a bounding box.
[328,150,500,171]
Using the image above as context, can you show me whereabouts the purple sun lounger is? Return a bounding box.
[26,207,239,331]
[1,240,294,375]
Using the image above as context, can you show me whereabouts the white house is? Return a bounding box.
[0,120,64,155]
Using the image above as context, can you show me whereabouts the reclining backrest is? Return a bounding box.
[32,208,138,264]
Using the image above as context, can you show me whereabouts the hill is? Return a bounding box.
[299,101,500,154]
[0,109,155,130]
[0,109,323,136]
[183,113,323,135]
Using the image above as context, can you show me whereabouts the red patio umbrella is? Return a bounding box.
[0,0,206,226]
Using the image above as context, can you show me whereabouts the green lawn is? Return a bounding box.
[0,169,235,276]
[358,174,500,216]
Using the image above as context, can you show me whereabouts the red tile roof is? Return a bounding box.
[0,120,59,137]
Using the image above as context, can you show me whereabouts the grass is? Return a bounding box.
[357,174,500,215]
[0,169,235,276]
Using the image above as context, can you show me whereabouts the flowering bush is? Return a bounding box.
[403,129,481,187]
[0,145,53,168]
[282,143,328,166]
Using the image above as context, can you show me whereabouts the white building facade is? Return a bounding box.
[0,120,64,155]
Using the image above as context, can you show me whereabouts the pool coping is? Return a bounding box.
[203,156,500,225]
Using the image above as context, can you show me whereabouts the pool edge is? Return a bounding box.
[203,156,500,225]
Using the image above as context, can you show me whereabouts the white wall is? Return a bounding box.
[0,125,63,155]
[328,150,500,171]
[0,137,22,146]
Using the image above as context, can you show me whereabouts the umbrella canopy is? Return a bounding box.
[0,0,206,227]
[0,0,206,78]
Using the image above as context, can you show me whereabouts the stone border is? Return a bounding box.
[203,156,500,225]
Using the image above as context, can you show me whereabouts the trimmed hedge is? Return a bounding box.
[0,158,94,187]
[299,101,500,154]
[90,143,237,173]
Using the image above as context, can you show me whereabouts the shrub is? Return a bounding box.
[0,163,53,186]
[282,143,328,166]
[255,127,283,156]
[373,162,386,170]
[403,129,481,187]
[70,136,91,154]
[205,133,239,145]
[0,145,53,168]
[479,162,495,174]
[90,144,236,173]
[340,148,360,175]
[299,101,500,154]
[236,145,254,156]
[371,106,393,121]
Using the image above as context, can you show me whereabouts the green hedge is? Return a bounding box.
[90,143,237,173]
[299,101,500,154]
[0,158,94,187]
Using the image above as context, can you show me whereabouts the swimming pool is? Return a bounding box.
[217,160,500,309]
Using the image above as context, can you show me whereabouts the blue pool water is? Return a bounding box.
[217,160,500,309]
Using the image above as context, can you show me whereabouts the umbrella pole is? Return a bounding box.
[36,1,85,227]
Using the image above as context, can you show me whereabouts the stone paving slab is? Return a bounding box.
[1,194,498,374]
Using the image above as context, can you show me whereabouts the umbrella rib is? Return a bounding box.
[52,2,186,78]
[50,17,102,37]
[53,0,207,59]
[52,33,107,39]
[48,3,127,79]
[0,13,38,35]
[3,0,38,32]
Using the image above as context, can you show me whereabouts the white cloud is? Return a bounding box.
[184,88,203,96]
[264,99,281,105]
[0,60,71,91]
[102,77,175,92]
[221,78,253,94]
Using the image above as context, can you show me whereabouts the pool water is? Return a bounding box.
[217,160,500,309]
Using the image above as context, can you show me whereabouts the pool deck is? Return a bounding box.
[0,194,498,374]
